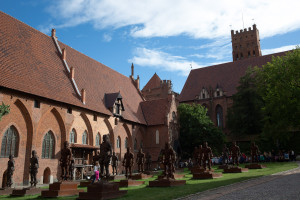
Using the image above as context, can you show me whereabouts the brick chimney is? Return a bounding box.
[70,67,75,79]
[81,89,86,104]
[62,48,66,60]
[136,75,140,90]
[51,28,56,38]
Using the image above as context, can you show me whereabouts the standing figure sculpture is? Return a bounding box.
[69,158,75,180]
[60,141,72,181]
[145,152,152,171]
[231,142,241,166]
[6,155,15,188]
[193,147,199,166]
[136,148,145,173]
[203,142,213,171]
[29,150,39,187]
[161,142,176,179]
[111,152,119,175]
[198,145,203,167]
[99,135,112,178]
[122,147,134,178]
[222,144,230,165]
[251,142,259,163]
[92,151,100,165]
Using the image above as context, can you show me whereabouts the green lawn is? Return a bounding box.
[1,162,298,200]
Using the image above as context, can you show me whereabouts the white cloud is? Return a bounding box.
[262,45,299,55]
[129,48,209,76]
[103,33,112,42]
[48,0,300,39]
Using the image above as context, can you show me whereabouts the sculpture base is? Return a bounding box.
[11,187,43,196]
[223,166,248,173]
[0,188,14,195]
[192,171,222,179]
[218,165,230,169]
[149,179,186,187]
[245,163,266,169]
[41,181,83,197]
[131,173,153,180]
[119,179,145,187]
[158,173,185,180]
[191,167,214,174]
[77,182,127,200]
[79,180,92,187]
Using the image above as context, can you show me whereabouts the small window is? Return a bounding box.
[69,129,77,144]
[217,91,220,97]
[253,50,256,56]
[117,137,121,148]
[34,100,40,108]
[95,133,101,146]
[155,130,159,144]
[132,125,135,131]
[67,107,72,114]
[42,131,55,159]
[93,114,97,121]
[125,137,128,148]
[236,54,239,60]
[82,131,87,144]
[202,93,205,99]
[248,51,251,57]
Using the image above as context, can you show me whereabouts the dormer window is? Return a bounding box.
[199,88,209,100]
[214,86,223,97]
[105,92,125,117]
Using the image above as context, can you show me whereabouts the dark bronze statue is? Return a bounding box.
[161,142,176,179]
[198,145,203,167]
[231,142,241,166]
[193,147,199,165]
[136,148,145,173]
[92,150,100,165]
[222,144,229,165]
[29,150,39,187]
[122,147,134,178]
[6,155,15,188]
[99,135,112,178]
[145,152,152,171]
[203,142,213,171]
[60,141,72,181]
[111,152,118,175]
[251,142,259,163]
[69,158,74,180]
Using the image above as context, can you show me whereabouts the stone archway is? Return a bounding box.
[43,167,51,184]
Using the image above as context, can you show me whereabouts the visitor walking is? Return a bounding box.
[92,161,100,183]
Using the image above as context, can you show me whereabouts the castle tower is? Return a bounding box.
[231,24,262,62]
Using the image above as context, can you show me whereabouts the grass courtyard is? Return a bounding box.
[0,162,298,200]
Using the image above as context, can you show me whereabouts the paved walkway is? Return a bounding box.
[178,162,300,200]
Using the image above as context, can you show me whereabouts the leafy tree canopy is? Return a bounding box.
[178,103,224,159]
[0,102,10,121]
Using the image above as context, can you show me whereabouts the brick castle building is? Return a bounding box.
[0,11,178,186]
[179,24,287,139]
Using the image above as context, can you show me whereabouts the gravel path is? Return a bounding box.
[177,162,300,200]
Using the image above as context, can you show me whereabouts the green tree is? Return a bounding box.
[227,68,264,137]
[178,103,224,158]
[255,48,300,144]
[0,102,10,121]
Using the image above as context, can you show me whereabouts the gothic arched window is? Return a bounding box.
[216,105,223,128]
[117,136,121,148]
[42,131,55,159]
[125,137,128,149]
[0,125,19,158]
[82,131,87,145]
[95,133,101,146]
[69,129,77,144]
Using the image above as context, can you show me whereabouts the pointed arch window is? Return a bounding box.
[216,105,223,128]
[95,133,101,146]
[1,125,19,158]
[82,131,88,145]
[42,131,54,159]
[125,137,128,149]
[117,136,121,148]
[69,129,77,144]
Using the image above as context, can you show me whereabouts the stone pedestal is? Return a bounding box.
[223,166,248,173]
[0,188,13,195]
[158,173,185,180]
[245,163,266,169]
[192,171,222,179]
[191,167,214,174]
[131,173,153,180]
[11,187,43,196]
[149,179,186,187]
[119,179,145,187]
[218,165,230,169]
[41,181,83,197]
[77,182,127,200]
[79,180,92,187]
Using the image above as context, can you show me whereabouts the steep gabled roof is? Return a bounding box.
[141,98,169,125]
[179,51,288,102]
[142,73,161,91]
[0,11,146,124]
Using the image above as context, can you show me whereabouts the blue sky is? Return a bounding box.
[1,0,300,93]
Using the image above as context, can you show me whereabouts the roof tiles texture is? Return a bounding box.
[141,98,169,125]
[179,51,287,102]
[142,73,161,91]
[0,11,146,124]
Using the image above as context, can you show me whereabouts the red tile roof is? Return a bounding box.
[0,11,146,124]
[179,51,288,102]
[141,98,169,125]
[142,73,161,91]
